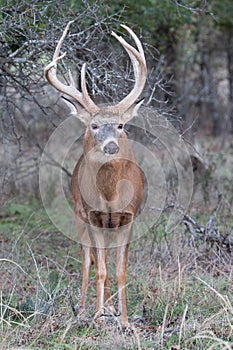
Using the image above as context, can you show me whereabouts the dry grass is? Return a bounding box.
[0,202,232,350]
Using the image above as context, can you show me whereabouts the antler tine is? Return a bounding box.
[120,24,146,64]
[80,63,91,106]
[44,21,99,116]
[53,21,73,62]
[108,25,147,115]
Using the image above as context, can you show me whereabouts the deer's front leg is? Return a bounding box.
[89,212,108,323]
[93,247,107,322]
[116,242,130,328]
[104,249,116,315]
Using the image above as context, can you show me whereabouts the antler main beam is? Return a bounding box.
[44,21,100,116]
[108,25,147,115]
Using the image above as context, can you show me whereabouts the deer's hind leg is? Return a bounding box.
[79,244,93,320]
[116,212,133,329]
[75,214,93,322]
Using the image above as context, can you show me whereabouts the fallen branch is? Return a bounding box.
[183,214,233,254]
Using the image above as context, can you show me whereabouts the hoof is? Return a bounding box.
[118,318,132,332]
[105,304,117,315]
[94,310,106,327]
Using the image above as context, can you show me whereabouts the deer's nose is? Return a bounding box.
[103,141,119,155]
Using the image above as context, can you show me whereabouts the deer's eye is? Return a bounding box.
[91,123,98,130]
[118,123,123,130]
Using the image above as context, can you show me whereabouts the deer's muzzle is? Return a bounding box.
[103,141,119,155]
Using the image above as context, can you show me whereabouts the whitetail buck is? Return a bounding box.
[44,22,147,328]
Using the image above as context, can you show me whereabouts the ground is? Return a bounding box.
[0,137,232,350]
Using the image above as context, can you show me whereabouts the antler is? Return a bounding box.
[107,25,147,115]
[45,23,146,117]
[44,21,100,116]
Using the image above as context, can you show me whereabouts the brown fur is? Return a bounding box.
[71,124,144,327]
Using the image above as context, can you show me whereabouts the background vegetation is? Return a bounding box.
[0,0,232,349]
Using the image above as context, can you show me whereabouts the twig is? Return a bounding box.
[67,286,78,317]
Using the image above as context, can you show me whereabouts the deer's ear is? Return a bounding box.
[121,99,144,123]
[62,96,91,125]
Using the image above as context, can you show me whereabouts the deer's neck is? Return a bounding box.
[81,136,135,204]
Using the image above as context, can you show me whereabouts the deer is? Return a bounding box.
[44,21,147,328]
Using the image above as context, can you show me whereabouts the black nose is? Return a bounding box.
[103,141,119,155]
